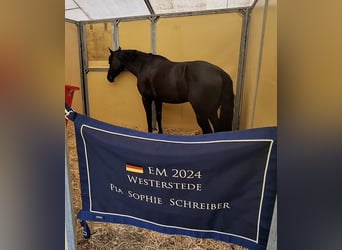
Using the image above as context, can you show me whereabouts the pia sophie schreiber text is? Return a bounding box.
[109,165,231,211]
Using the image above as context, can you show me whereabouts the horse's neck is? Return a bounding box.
[121,51,168,77]
[121,51,149,77]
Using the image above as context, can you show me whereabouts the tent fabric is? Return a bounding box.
[65,0,255,21]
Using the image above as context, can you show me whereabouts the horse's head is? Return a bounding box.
[107,47,125,83]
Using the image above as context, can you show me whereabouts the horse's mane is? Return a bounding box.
[148,53,168,60]
[119,49,169,62]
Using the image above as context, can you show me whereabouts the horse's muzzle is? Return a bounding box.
[107,74,115,83]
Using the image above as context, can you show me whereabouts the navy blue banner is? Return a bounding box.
[72,113,277,250]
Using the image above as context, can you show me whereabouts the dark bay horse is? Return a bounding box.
[107,47,234,134]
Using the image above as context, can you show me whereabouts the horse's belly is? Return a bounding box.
[154,81,188,103]
[156,92,188,104]
[163,98,188,104]
[152,65,189,103]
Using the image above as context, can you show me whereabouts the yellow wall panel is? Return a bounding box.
[65,22,82,113]
[253,4,277,128]
[155,13,242,131]
[87,71,147,130]
[240,0,266,129]
[86,20,151,130]
[156,13,241,84]
[119,20,151,52]
[86,22,113,68]
[239,0,277,129]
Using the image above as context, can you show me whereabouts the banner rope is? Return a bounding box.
[65,103,76,121]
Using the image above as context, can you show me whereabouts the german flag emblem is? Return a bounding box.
[125,164,144,174]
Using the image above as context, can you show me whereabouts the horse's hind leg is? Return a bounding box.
[197,116,212,134]
[154,100,163,134]
[209,111,220,132]
[194,113,212,134]
[142,97,153,133]
[190,103,212,134]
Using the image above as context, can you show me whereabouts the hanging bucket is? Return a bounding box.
[65,84,80,125]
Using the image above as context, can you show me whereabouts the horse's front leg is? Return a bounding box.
[154,100,163,134]
[142,96,153,133]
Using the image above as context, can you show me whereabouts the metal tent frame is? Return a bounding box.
[66,0,266,131]
[65,1,276,249]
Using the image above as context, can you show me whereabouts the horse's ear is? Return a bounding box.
[117,46,121,51]
[108,48,114,54]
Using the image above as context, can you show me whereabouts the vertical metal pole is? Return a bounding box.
[150,16,159,131]
[112,20,120,50]
[232,8,251,130]
[150,16,158,54]
[267,198,277,250]
[65,132,76,250]
[78,22,90,115]
[250,0,269,128]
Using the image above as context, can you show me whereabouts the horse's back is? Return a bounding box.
[183,61,233,114]
[186,61,227,77]
[141,59,189,103]
[184,61,227,91]
[139,57,230,106]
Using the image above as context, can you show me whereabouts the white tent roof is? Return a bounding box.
[65,0,255,22]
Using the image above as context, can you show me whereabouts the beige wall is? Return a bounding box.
[253,2,277,128]
[86,20,151,129]
[65,21,83,113]
[87,71,148,129]
[86,22,113,68]
[156,13,241,130]
[239,0,277,129]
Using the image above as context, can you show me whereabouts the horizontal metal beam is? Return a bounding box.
[65,18,79,24]
[65,7,250,24]
[87,68,108,72]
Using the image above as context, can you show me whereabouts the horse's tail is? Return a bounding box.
[219,73,234,131]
